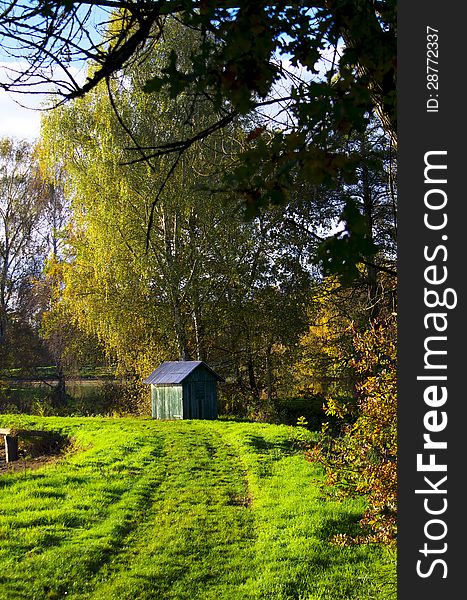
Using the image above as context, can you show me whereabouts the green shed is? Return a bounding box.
[143,361,223,420]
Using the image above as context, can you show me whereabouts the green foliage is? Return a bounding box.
[287,416,315,451]
[38,256,107,377]
[288,277,361,402]
[316,199,379,284]
[308,317,397,545]
[38,17,313,401]
[0,416,395,599]
[136,1,396,217]
[1,3,397,283]
[0,320,50,371]
[0,138,47,353]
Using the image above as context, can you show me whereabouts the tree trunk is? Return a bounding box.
[0,265,8,347]
[247,355,259,400]
[327,0,397,146]
[0,299,8,370]
[192,308,203,361]
[0,308,6,347]
[173,299,190,361]
[361,158,379,320]
[265,344,274,402]
[51,364,67,408]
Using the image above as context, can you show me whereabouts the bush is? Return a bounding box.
[307,317,397,545]
[61,379,150,416]
[271,395,332,430]
[0,378,151,417]
[218,385,281,423]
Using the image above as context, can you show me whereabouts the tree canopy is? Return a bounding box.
[37,18,314,399]
[0,139,45,347]
[0,1,396,131]
[1,1,396,225]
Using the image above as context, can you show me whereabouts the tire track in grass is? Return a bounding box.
[0,418,395,600]
[219,423,395,600]
[0,419,255,600]
[88,421,258,600]
[0,426,171,600]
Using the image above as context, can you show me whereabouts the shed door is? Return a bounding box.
[194,382,205,418]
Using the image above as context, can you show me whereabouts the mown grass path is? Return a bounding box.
[0,417,395,600]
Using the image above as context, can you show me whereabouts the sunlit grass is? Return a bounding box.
[0,416,395,599]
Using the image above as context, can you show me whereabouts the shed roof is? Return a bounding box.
[143,361,223,385]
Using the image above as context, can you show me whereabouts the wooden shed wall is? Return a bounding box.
[183,374,218,420]
[151,385,183,419]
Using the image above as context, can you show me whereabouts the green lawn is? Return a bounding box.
[0,416,395,600]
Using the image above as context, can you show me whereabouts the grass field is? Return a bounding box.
[0,416,396,600]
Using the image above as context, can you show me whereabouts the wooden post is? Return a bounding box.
[1,428,54,463]
[4,435,18,462]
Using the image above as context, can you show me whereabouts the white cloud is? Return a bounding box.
[0,60,87,142]
[0,90,42,141]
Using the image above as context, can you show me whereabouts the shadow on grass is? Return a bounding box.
[0,469,89,491]
[316,512,367,541]
[244,434,292,457]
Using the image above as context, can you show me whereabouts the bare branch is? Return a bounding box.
[122,112,237,164]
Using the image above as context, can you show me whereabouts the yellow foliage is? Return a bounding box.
[308,316,397,545]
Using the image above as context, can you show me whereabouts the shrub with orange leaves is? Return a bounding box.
[307,316,397,545]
